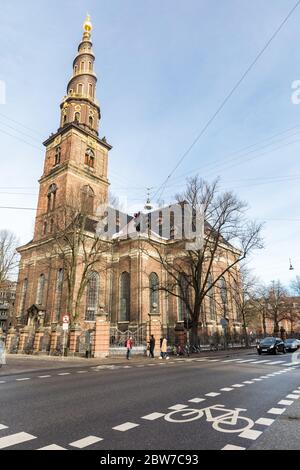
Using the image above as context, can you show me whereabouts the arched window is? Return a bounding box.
[219,276,228,317]
[54,269,64,322]
[43,221,47,236]
[19,278,28,322]
[81,185,94,214]
[85,148,95,168]
[63,114,67,125]
[88,83,93,97]
[74,65,78,74]
[74,112,80,123]
[50,218,54,233]
[47,184,57,212]
[81,61,85,72]
[178,273,188,322]
[149,273,159,312]
[85,272,99,321]
[207,274,216,321]
[88,61,92,71]
[36,274,45,306]
[89,116,94,128]
[54,146,61,166]
[120,272,130,322]
[78,83,83,94]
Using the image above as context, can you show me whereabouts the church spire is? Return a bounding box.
[60,15,100,136]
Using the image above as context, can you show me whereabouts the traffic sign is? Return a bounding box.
[62,314,70,324]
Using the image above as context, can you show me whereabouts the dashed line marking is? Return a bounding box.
[77,371,88,374]
[255,417,274,426]
[16,378,30,381]
[0,424,8,430]
[58,373,71,376]
[232,384,244,388]
[222,444,246,450]
[39,444,67,450]
[205,392,220,397]
[168,404,188,411]
[243,381,254,384]
[236,359,255,363]
[142,412,165,421]
[278,400,294,406]
[113,422,139,432]
[220,387,234,392]
[189,398,206,403]
[238,429,262,440]
[0,381,6,384]
[253,378,262,381]
[69,436,103,448]
[0,432,37,449]
[38,375,51,378]
[267,407,286,415]
[286,394,299,399]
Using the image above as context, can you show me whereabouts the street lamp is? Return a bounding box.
[289,258,294,271]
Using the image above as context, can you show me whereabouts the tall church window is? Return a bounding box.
[80,61,85,72]
[89,84,93,97]
[88,61,92,71]
[149,273,159,312]
[74,112,80,123]
[89,116,94,128]
[19,278,28,322]
[78,83,83,94]
[120,272,130,322]
[207,274,216,321]
[74,65,78,75]
[43,221,47,236]
[54,146,61,165]
[85,271,99,321]
[54,269,64,322]
[219,276,228,317]
[36,274,45,306]
[50,218,54,233]
[178,273,189,322]
[85,148,95,168]
[47,184,57,212]
[81,185,94,214]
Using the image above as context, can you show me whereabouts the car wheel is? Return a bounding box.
[283,347,287,354]
[258,351,262,355]
[273,348,277,355]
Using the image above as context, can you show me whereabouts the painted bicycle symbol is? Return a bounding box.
[164,404,254,433]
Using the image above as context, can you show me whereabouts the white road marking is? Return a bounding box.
[0,381,6,384]
[205,392,220,397]
[113,422,139,432]
[243,381,254,384]
[292,390,300,394]
[239,429,262,440]
[77,371,88,374]
[168,404,188,410]
[16,378,30,381]
[253,378,262,381]
[222,359,241,363]
[208,359,220,362]
[148,364,156,367]
[222,444,246,450]
[220,387,234,392]
[267,408,286,415]
[39,444,66,450]
[232,384,244,388]
[0,432,37,449]
[250,360,271,364]
[38,375,51,378]
[278,400,294,406]
[236,359,255,363]
[189,398,206,403]
[123,366,132,369]
[58,373,70,376]
[69,436,103,448]
[255,417,274,426]
[142,412,165,421]
[0,424,8,430]
[260,376,269,379]
[267,361,286,365]
[286,394,299,399]
[196,359,208,362]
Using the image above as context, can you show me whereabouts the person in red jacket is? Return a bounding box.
[125,337,133,360]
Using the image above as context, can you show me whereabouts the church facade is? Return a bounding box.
[10,17,242,356]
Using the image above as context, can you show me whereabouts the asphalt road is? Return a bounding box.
[0,351,300,451]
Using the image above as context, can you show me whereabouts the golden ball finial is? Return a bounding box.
[83,14,92,33]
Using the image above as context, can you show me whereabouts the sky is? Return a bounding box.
[0,0,300,286]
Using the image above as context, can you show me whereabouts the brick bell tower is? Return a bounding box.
[34,15,112,241]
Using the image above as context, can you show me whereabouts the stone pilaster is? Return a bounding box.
[5,328,16,353]
[33,327,44,353]
[18,327,30,353]
[93,310,110,358]
[148,313,162,358]
[69,325,81,355]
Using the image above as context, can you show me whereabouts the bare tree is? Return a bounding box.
[229,265,259,347]
[290,275,300,297]
[265,280,288,336]
[49,190,112,325]
[0,230,19,285]
[143,176,264,345]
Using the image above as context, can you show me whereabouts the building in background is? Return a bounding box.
[0,280,17,334]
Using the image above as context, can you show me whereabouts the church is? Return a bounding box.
[10,17,242,356]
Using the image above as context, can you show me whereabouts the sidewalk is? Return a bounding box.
[250,397,300,450]
[0,347,256,376]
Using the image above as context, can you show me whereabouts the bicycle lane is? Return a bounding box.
[95,364,300,451]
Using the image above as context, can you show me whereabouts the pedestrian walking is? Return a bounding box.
[149,335,155,358]
[160,337,168,359]
[125,337,133,360]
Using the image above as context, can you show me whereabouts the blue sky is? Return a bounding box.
[0,0,300,285]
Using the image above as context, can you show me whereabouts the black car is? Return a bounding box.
[284,338,300,352]
[257,337,286,355]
